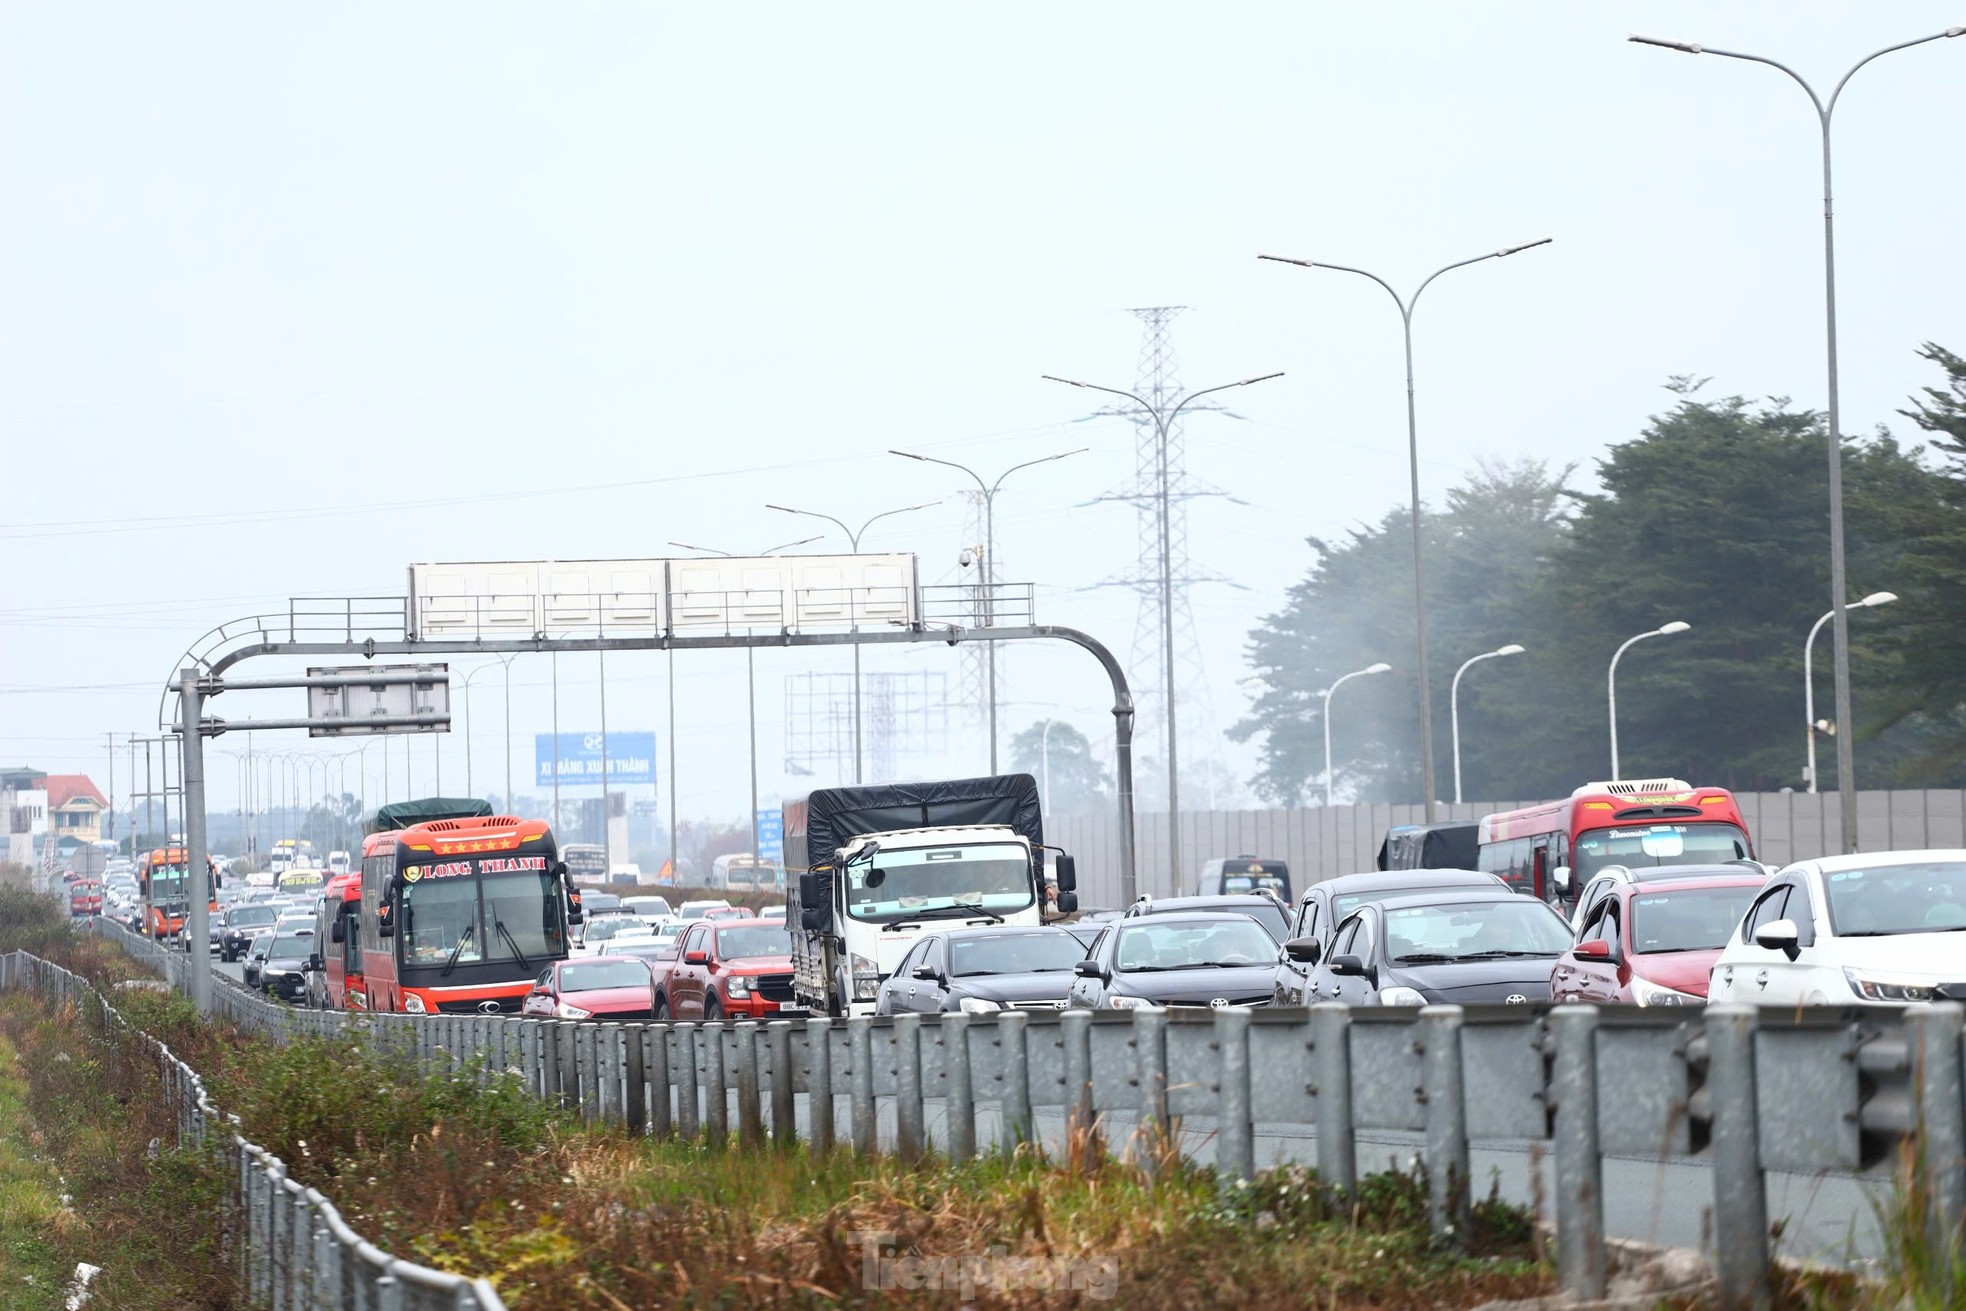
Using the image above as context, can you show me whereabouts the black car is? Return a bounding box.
[1068,912,1278,1010]
[218,904,279,962]
[257,929,316,1004]
[1124,893,1290,942]
[1287,890,1573,1007]
[875,926,1086,1015]
[1274,869,1509,1004]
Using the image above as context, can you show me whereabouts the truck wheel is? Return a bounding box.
[704,996,724,1023]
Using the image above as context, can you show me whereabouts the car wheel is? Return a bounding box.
[651,995,669,1021]
[704,996,724,1023]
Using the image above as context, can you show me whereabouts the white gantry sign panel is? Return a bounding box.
[305,664,450,737]
[406,554,919,640]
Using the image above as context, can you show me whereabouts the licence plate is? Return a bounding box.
[776,1005,808,1016]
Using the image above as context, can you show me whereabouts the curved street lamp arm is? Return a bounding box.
[854,499,941,542]
[989,448,1088,497]
[1413,239,1553,310]
[1166,375,1284,428]
[765,504,856,547]
[889,449,987,495]
[1260,256,1408,317]
[1828,31,1958,115]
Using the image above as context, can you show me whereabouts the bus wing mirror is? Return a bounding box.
[1552,865,1572,896]
[329,919,345,944]
[377,917,395,938]
[1054,854,1078,893]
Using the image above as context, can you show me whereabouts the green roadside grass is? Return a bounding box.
[0,1028,69,1311]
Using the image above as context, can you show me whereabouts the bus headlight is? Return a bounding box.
[404,993,427,1014]
[850,954,881,1001]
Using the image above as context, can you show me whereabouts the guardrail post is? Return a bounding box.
[675,1024,701,1140]
[1549,1005,1606,1301]
[603,1024,628,1128]
[942,1014,975,1162]
[625,1024,648,1135]
[538,1020,560,1103]
[767,1020,796,1149]
[577,1024,602,1125]
[894,1013,925,1163]
[376,1273,403,1311]
[735,1022,764,1149]
[1310,1003,1356,1199]
[558,1021,580,1111]
[849,1017,877,1155]
[808,1017,835,1152]
[1706,1005,1770,1311]
[521,1020,543,1097]
[1134,1007,1169,1173]
[1216,1007,1255,1183]
[704,1023,729,1148]
[1909,1002,1966,1257]
[1061,1009,1093,1141]
[647,1025,673,1139]
[1000,1010,1032,1152]
[1420,1005,1470,1245]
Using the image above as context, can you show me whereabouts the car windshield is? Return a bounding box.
[679,902,728,919]
[1824,862,1966,937]
[607,943,678,962]
[269,933,313,957]
[559,960,651,992]
[583,895,621,914]
[1382,900,1573,961]
[584,919,627,941]
[715,925,792,959]
[1629,885,1762,953]
[623,898,672,917]
[1115,920,1276,971]
[950,932,1086,976]
[228,906,277,927]
[1573,823,1750,882]
[845,843,1035,923]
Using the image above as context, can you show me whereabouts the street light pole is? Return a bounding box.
[1631,26,1960,848]
[1607,622,1691,782]
[457,655,519,804]
[670,536,822,867]
[765,499,939,783]
[1261,241,1550,822]
[1040,375,1279,880]
[1804,591,1897,793]
[1322,663,1391,807]
[1449,644,1525,805]
[890,449,1086,775]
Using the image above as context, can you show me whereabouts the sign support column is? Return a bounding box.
[179,668,213,1015]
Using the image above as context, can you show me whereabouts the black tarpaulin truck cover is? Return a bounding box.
[1377,820,1481,871]
[784,774,1044,874]
[368,797,495,834]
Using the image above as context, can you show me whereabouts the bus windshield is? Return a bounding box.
[149,868,189,905]
[845,843,1036,923]
[1572,823,1751,882]
[398,859,568,969]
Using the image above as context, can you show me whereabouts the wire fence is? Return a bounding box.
[0,943,506,1311]
[62,919,1966,1306]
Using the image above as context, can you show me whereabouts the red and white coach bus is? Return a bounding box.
[360,814,584,1015]
[1476,778,1755,904]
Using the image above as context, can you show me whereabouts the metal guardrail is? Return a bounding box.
[75,919,1966,1306]
[1,939,505,1311]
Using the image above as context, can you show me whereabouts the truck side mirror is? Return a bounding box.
[1053,855,1077,893]
[801,904,831,933]
[1055,891,1079,915]
[799,872,825,906]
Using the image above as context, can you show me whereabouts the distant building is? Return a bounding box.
[2,768,48,866]
[44,775,109,848]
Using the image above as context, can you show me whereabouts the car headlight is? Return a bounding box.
[1632,979,1702,1007]
[724,975,752,999]
[850,953,881,1002]
[1377,985,1427,1006]
[1106,993,1153,1010]
[403,993,427,1014]
[556,1002,593,1019]
[1844,968,1941,1003]
[958,997,1002,1013]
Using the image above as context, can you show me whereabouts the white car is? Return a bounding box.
[1708,850,1966,1006]
[620,896,674,925]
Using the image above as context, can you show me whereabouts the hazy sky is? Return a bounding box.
[4,2,1962,825]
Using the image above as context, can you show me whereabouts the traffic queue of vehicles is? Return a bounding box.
[92,774,1962,1020]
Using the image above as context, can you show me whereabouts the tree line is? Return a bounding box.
[1232,344,1966,805]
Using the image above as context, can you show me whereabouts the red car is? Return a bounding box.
[658,918,798,1021]
[1551,873,1767,1007]
[520,957,659,1021]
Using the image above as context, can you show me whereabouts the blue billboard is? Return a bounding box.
[534,732,656,787]
[754,808,784,865]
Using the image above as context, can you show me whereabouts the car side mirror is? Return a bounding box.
[1073,959,1106,981]
[1552,865,1572,895]
[911,964,941,982]
[684,948,709,965]
[1283,936,1321,965]
[1329,953,1369,978]
[1053,854,1077,893]
[1753,918,1802,962]
[1574,938,1612,961]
